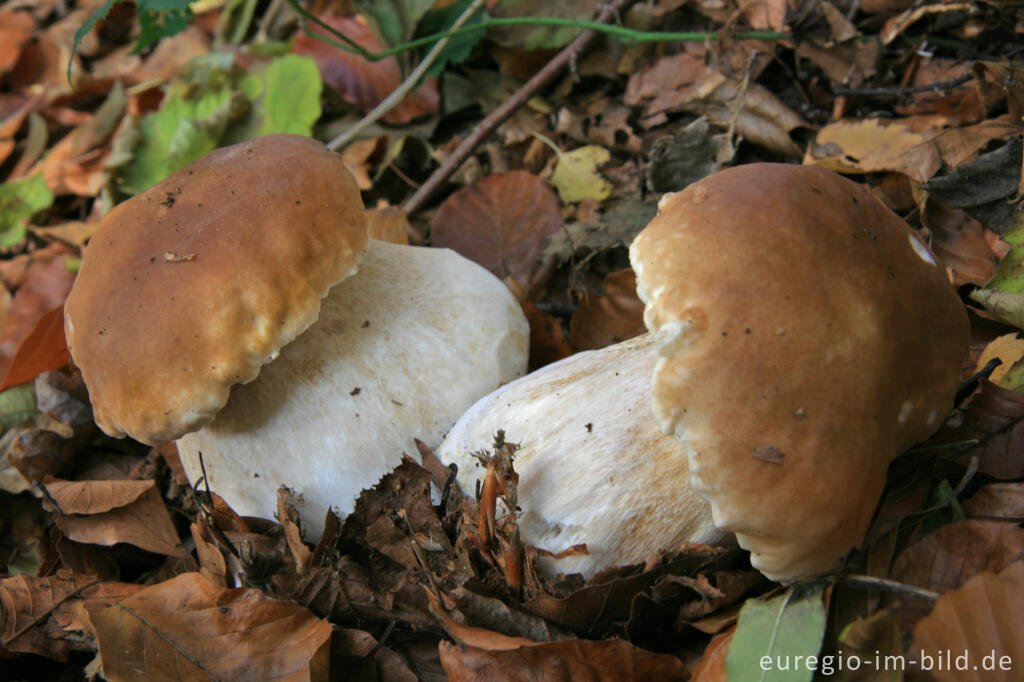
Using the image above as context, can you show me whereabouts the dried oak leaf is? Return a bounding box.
[42,478,188,557]
[570,269,645,352]
[431,171,562,299]
[292,14,438,125]
[82,572,332,682]
[439,638,688,682]
[890,520,1024,628]
[910,561,1024,682]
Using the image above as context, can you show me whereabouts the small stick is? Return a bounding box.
[843,573,940,600]
[402,0,639,216]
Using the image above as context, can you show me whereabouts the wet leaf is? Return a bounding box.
[439,637,688,682]
[0,174,54,247]
[910,561,1024,682]
[726,583,828,682]
[431,171,561,298]
[82,572,332,682]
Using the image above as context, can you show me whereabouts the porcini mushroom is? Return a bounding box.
[65,134,529,536]
[629,163,969,581]
[437,333,724,578]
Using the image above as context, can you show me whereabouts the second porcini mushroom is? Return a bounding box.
[64,134,529,536]
[630,163,970,581]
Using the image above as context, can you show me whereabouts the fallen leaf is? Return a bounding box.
[0,173,54,247]
[523,302,572,369]
[546,142,613,203]
[570,269,645,351]
[689,626,733,682]
[726,583,828,682]
[431,171,561,298]
[923,198,1008,287]
[293,13,438,125]
[963,483,1024,520]
[44,479,188,557]
[82,572,332,682]
[831,608,904,682]
[366,205,411,245]
[35,128,108,197]
[974,333,1024,391]
[0,257,75,383]
[0,305,70,390]
[805,118,942,182]
[42,477,152,514]
[439,637,688,682]
[935,380,1024,479]
[910,561,1024,682]
[890,520,1024,628]
[0,11,35,76]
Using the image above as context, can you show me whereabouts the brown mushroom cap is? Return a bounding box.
[64,135,368,444]
[629,163,969,581]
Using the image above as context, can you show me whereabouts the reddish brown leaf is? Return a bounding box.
[910,561,1024,682]
[0,240,74,291]
[522,302,572,370]
[82,572,332,682]
[439,638,688,682]
[293,14,438,125]
[923,198,1008,287]
[45,480,188,557]
[890,520,1024,628]
[0,256,75,381]
[34,127,108,197]
[0,11,35,76]
[0,569,140,660]
[366,205,412,245]
[0,305,69,390]
[689,626,733,682]
[938,380,1024,480]
[570,268,646,351]
[431,171,562,299]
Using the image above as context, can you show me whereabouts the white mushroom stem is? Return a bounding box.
[177,240,529,537]
[437,333,725,578]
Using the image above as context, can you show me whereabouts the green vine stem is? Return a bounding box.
[286,0,789,62]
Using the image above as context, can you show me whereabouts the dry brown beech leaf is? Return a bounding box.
[890,520,1024,628]
[46,480,188,557]
[937,380,1024,480]
[570,268,645,351]
[366,206,412,245]
[1,569,141,660]
[292,13,438,125]
[923,198,1008,287]
[440,637,688,682]
[0,256,76,381]
[805,118,942,183]
[910,561,1024,682]
[431,171,562,299]
[82,572,332,682]
[523,302,572,369]
[41,477,152,514]
[963,483,1024,520]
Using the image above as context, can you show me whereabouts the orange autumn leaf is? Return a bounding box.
[0,304,70,390]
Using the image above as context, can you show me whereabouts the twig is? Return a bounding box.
[326,0,487,151]
[403,0,639,215]
[843,574,941,600]
[834,73,974,98]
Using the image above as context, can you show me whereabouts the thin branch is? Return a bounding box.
[834,73,974,98]
[843,574,941,600]
[403,0,639,216]
[327,0,487,151]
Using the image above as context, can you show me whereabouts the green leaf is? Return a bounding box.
[69,0,120,82]
[726,583,828,682]
[0,383,39,432]
[259,55,322,135]
[0,175,54,247]
[356,0,436,47]
[416,0,488,76]
[135,6,193,52]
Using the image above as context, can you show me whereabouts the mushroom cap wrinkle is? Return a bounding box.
[178,239,529,537]
[437,333,723,578]
[65,135,368,444]
[629,163,970,581]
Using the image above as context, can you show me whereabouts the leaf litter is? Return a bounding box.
[1,0,1024,678]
